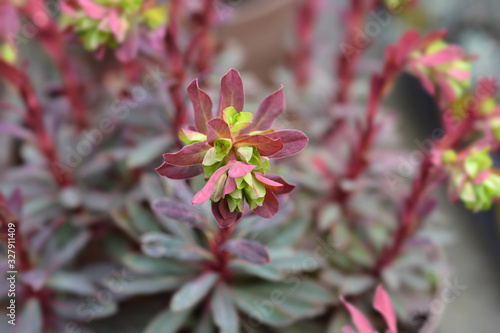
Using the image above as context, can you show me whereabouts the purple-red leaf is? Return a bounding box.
[340,296,375,333]
[115,28,139,63]
[162,141,209,166]
[6,188,22,217]
[233,135,284,157]
[156,163,203,179]
[263,174,296,194]
[266,130,308,158]
[79,0,107,19]
[212,200,241,228]
[246,86,284,133]
[373,285,397,333]
[254,173,284,192]
[218,69,244,115]
[188,79,213,134]
[417,46,464,66]
[152,198,207,229]
[207,118,232,145]
[228,162,256,178]
[0,122,36,142]
[253,192,279,218]
[223,177,237,198]
[192,165,231,204]
[220,239,270,264]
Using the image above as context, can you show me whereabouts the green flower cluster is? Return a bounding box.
[181,107,272,213]
[443,148,500,211]
[60,0,168,51]
[0,43,16,64]
[411,39,472,105]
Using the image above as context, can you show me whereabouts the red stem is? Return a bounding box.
[165,0,187,139]
[0,59,73,187]
[207,224,236,281]
[24,0,87,130]
[322,0,378,141]
[293,0,318,88]
[191,0,217,75]
[332,75,385,211]
[334,0,365,104]
[373,107,479,274]
[373,156,433,274]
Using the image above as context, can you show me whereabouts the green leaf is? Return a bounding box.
[18,298,42,333]
[51,299,117,321]
[50,231,90,271]
[264,217,309,248]
[102,234,132,261]
[230,112,253,133]
[232,281,332,325]
[179,129,207,145]
[326,308,351,333]
[339,275,376,295]
[214,138,232,160]
[142,4,168,29]
[267,248,322,273]
[127,202,163,234]
[145,308,191,333]
[321,269,375,296]
[46,271,96,296]
[229,260,282,281]
[237,146,254,163]
[171,272,219,311]
[113,276,184,296]
[346,243,375,267]
[231,286,294,327]
[141,232,212,261]
[111,209,140,240]
[126,136,172,168]
[122,253,198,276]
[141,173,167,203]
[318,204,341,231]
[211,283,239,333]
[288,280,335,305]
[194,307,215,333]
[222,107,238,124]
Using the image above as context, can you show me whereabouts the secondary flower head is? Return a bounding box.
[0,2,19,64]
[386,30,473,108]
[156,69,308,227]
[383,0,417,12]
[60,0,168,62]
[442,146,500,212]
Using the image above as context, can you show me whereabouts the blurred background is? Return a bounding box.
[221,0,500,331]
[1,0,499,332]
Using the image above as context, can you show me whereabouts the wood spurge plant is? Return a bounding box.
[0,0,499,333]
[157,69,308,227]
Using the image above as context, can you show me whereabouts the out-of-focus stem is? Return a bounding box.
[322,0,378,141]
[332,74,387,211]
[0,59,73,187]
[165,0,187,139]
[24,0,88,130]
[373,107,480,274]
[293,0,319,88]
